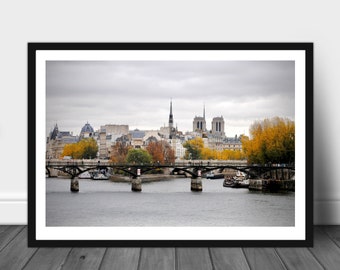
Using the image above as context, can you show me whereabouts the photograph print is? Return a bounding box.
[28,43,313,246]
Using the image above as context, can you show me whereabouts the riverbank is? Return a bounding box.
[248,179,295,192]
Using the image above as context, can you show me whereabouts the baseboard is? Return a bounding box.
[1,199,339,225]
[0,201,27,225]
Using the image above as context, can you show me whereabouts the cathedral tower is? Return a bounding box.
[193,105,207,133]
[211,116,225,137]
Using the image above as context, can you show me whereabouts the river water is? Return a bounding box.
[46,177,294,227]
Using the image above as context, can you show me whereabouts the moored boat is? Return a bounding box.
[223,178,234,187]
[231,179,249,188]
[78,171,92,179]
[223,171,249,188]
[92,172,109,180]
[233,170,247,181]
[206,173,224,179]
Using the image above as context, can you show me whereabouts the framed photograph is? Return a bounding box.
[28,43,313,247]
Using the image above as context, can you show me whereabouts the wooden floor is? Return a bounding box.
[0,226,340,270]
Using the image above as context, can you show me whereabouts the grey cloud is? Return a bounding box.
[46,60,295,137]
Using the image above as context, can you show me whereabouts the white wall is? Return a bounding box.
[0,0,338,224]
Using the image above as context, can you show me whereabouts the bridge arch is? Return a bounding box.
[45,160,294,180]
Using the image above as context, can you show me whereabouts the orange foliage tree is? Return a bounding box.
[146,141,175,164]
[183,137,204,160]
[110,142,131,163]
[61,138,98,159]
[242,117,295,164]
[200,146,246,160]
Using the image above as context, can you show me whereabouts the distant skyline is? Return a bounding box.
[46,60,295,137]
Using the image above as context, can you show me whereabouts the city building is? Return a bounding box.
[129,129,163,149]
[193,105,207,134]
[46,101,243,161]
[130,129,145,148]
[169,136,186,160]
[98,124,130,159]
[115,134,131,146]
[99,127,108,159]
[101,124,129,142]
[79,122,95,139]
[211,116,225,137]
[222,135,243,151]
[46,124,78,159]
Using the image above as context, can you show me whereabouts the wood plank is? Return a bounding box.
[0,227,37,270]
[23,247,72,270]
[308,227,340,270]
[139,248,175,270]
[243,248,286,270]
[320,225,340,247]
[176,248,213,270]
[100,248,140,270]
[0,225,24,251]
[210,248,250,270]
[2,226,340,270]
[275,248,323,270]
[61,248,106,270]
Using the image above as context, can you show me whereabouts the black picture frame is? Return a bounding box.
[28,43,313,247]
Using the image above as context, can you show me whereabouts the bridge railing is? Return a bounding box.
[46,159,248,167]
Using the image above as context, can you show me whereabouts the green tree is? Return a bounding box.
[183,137,204,160]
[79,138,99,159]
[126,148,152,164]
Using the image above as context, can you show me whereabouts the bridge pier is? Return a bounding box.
[47,168,59,177]
[131,169,142,192]
[191,170,202,192]
[70,177,79,192]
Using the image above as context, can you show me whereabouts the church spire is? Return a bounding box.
[169,99,174,139]
[170,99,172,113]
[169,99,173,128]
[203,103,205,119]
[50,123,59,140]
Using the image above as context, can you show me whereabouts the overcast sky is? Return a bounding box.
[46,60,295,137]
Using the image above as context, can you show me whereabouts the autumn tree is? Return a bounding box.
[126,148,152,164]
[146,141,176,164]
[146,142,164,163]
[201,147,216,160]
[220,149,246,160]
[62,143,76,158]
[162,142,176,164]
[199,146,246,160]
[242,117,295,164]
[110,142,131,163]
[183,137,204,160]
[61,138,98,159]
